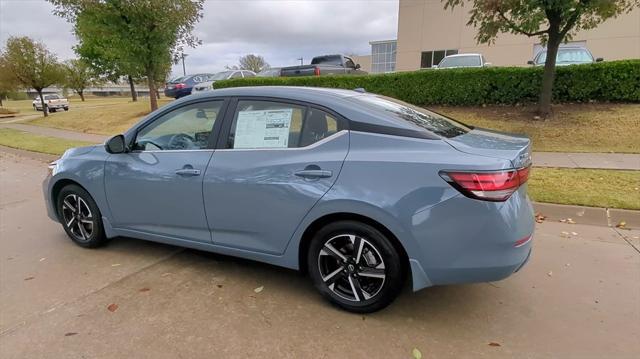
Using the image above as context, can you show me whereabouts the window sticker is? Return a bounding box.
[234,109,293,148]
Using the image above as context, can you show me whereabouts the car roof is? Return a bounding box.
[444,53,482,58]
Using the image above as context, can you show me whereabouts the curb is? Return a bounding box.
[533,202,639,230]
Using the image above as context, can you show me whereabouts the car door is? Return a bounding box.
[203,98,349,254]
[104,99,226,243]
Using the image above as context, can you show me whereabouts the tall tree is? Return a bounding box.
[1,37,64,117]
[237,54,270,73]
[63,59,99,101]
[0,55,19,108]
[49,0,204,111]
[443,0,639,117]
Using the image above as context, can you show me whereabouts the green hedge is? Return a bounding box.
[214,60,640,106]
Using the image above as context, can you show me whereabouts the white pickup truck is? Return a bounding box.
[33,94,69,112]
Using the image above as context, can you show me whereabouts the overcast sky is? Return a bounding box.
[0,0,398,78]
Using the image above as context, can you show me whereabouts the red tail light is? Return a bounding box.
[314,67,321,76]
[174,83,186,89]
[441,167,530,202]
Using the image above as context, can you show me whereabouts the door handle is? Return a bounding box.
[175,168,201,176]
[294,169,333,178]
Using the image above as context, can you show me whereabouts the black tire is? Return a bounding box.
[307,220,405,313]
[64,107,69,111]
[56,184,107,248]
[50,108,57,113]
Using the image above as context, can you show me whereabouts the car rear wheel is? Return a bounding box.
[307,220,404,313]
[56,185,107,248]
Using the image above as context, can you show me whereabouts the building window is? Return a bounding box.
[421,49,458,68]
[371,40,397,73]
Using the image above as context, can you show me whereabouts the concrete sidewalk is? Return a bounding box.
[2,122,639,170]
[532,152,640,170]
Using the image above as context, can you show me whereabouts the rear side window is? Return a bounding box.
[227,100,342,149]
[311,55,342,65]
[349,95,471,138]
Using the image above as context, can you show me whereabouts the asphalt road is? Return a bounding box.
[1,150,639,359]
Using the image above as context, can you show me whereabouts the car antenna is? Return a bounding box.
[353,88,366,93]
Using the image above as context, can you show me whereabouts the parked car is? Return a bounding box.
[528,46,603,66]
[164,73,215,98]
[281,54,367,77]
[192,70,256,93]
[33,94,69,112]
[434,53,491,69]
[44,87,533,313]
[256,67,282,77]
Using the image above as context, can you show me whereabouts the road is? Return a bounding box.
[1,149,639,359]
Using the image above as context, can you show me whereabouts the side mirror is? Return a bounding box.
[527,60,535,65]
[105,134,127,154]
[596,57,604,62]
[355,63,361,70]
[484,62,492,67]
[432,65,438,69]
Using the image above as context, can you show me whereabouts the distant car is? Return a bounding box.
[33,94,69,112]
[528,47,603,66]
[44,86,534,313]
[434,53,491,69]
[280,55,367,77]
[164,73,215,98]
[192,70,256,93]
[257,68,282,77]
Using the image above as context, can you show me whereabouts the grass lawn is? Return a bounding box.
[432,103,640,153]
[4,96,172,135]
[528,167,640,210]
[0,128,94,155]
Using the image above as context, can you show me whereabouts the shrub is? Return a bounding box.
[214,60,640,106]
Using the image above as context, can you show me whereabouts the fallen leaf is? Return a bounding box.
[254,286,264,293]
[560,231,570,238]
[534,213,546,223]
[138,287,150,292]
[64,332,78,337]
[565,263,571,267]
[107,303,118,312]
[615,221,627,229]
[412,348,422,359]
[566,218,576,224]
[571,232,578,236]
[217,284,223,288]
[488,342,502,347]
[24,276,34,281]
[161,272,172,277]
[39,257,46,262]
[111,263,121,267]
[547,271,553,277]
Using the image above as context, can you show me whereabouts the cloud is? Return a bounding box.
[0,0,398,77]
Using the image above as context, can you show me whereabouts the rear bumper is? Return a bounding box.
[408,186,535,290]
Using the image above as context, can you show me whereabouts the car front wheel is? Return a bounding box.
[308,220,405,313]
[56,185,107,248]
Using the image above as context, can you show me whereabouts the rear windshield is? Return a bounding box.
[311,55,342,65]
[439,55,481,68]
[350,95,471,138]
[44,95,60,100]
[169,76,190,83]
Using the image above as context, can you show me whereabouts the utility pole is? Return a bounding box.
[297,57,303,65]
[181,53,189,76]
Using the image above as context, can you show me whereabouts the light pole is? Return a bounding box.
[297,57,303,65]
[181,53,189,76]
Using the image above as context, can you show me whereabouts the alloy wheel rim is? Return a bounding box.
[317,234,386,302]
[61,194,94,242]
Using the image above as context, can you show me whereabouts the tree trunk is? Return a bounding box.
[79,90,85,102]
[147,72,158,111]
[38,90,48,117]
[128,75,138,102]
[0,97,3,107]
[538,30,561,118]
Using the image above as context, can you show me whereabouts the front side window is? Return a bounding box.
[230,71,243,79]
[134,101,222,151]
[228,100,341,149]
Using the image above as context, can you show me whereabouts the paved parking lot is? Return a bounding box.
[1,150,639,359]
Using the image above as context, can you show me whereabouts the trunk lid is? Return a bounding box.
[443,128,532,168]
